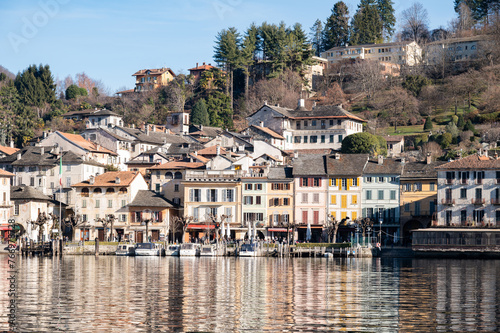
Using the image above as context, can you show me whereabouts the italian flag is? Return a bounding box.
[59,156,62,186]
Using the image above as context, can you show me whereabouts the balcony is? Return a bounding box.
[491,198,500,205]
[476,179,483,185]
[441,198,455,205]
[445,179,454,185]
[460,179,468,184]
[471,198,485,205]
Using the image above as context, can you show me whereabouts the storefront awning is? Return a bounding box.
[187,224,215,230]
[297,225,323,229]
[0,225,12,231]
[268,228,292,232]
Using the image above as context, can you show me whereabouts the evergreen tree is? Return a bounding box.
[65,84,88,100]
[377,0,396,39]
[214,27,241,109]
[191,99,210,126]
[457,114,465,129]
[424,116,433,131]
[350,0,383,45]
[323,1,350,50]
[206,91,233,129]
[286,23,314,72]
[240,24,259,103]
[14,64,56,107]
[310,19,324,56]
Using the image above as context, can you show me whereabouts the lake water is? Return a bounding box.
[1,255,499,332]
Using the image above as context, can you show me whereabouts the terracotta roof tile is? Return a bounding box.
[0,145,19,156]
[58,132,117,155]
[435,154,500,170]
[0,169,14,177]
[149,161,205,170]
[132,68,176,77]
[251,125,285,140]
[73,171,140,187]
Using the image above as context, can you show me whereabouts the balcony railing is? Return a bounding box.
[476,179,483,185]
[446,179,454,185]
[441,198,455,205]
[471,198,485,205]
[460,179,468,184]
[491,198,500,205]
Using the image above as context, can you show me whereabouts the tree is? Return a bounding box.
[350,60,385,102]
[377,0,396,39]
[424,116,433,131]
[454,0,500,24]
[341,132,387,156]
[464,119,476,133]
[323,1,350,50]
[440,132,452,148]
[310,19,324,56]
[402,75,432,97]
[350,0,383,45]
[65,84,88,100]
[214,27,241,110]
[191,99,210,126]
[206,91,233,129]
[375,87,419,131]
[399,2,430,45]
[240,24,259,103]
[14,64,56,107]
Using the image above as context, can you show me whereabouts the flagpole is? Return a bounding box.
[59,152,62,240]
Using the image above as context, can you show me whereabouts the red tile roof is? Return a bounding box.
[73,171,140,187]
[58,132,117,155]
[188,64,215,71]
[149,161,205,170]
[251,125,285,140]
[435,154,500,170]
[0,169,14,177]
[132,68,175,77]
[195,145,228,156]
[0,145,19,156]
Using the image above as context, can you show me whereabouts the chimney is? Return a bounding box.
[196,62,198,68]
[9,140,14,148]
[146,126,149,135]
[294,150,299,159]
[132,124,135,129]
[226,151,231,159]
[312,101,317,109]
[335,153,340,160]
[115,176,120,184]
[426,153,432,165]
[194,151,198,156]
[264,100,268,106]
[495,152,498,160]
[216,145,221,156]
[54,146,60,155]
[17,153,21,160]
[203,62,206,65]
[298,99,305,109]
[89,175,95,185]
[40,147,44,156]
[259,121,264,127]
[378,155,384,165]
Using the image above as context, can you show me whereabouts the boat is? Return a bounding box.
[115,243,136,256]
[239,243,258,257]
[135,242,161,256]
[180,243,200,256]
[164,244,180,256]
[200,244,217,256]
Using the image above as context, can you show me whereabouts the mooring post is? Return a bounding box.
[95,238,99,257]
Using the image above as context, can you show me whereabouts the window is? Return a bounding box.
[244,196,253,205]
[207,189,218,202]
[120,214,127,222]
[313,211,319,224]
[303,136,308,143]
[366,177,372,183]
[301,178,308,187]
[390,177,397,182]
[321,135,325,143]
[329,119,334,126]
[155,184,160,192]
[461,210,467,224]
[66,164,71,171]
[414,183,422,191]
[302,193,308,203]
[338,135,343,142]
[404,203,410,212]
[255,184,262,190]
[390,191,396,200]
[174,184,179,192]
[82,199,87,208]
[283,198,290,206]
[497,211,500,223]
[460,188,467,199]
[352,178,358,186]
[366,190,372,200]
[311,120,317,127]
[296,121,301,129]
[95,200,100,208]
[191,189,201,202]
[430,182,435,191]
[256,196,262,205]
[378,190,384,200]
[329,135,334,143]
[225,208,232,222]
[367,208,374,218]
[378,177,384,183]
[294,136,301,143]
[415,202,420,215]
[121,200,126,207]
[331,195,336,204]
[313,193,319,203]
[352,195,358,204]
[108,200,113,208]
[245,184,253,190]
[82,214,88,222]
[304,121,308,127]
[313,178,321,187]
[14,204,19,215]
[475,188,482,199]
[223,189,234,202]
[193,208,199,221]
[446,210,452,225]
[321,120,325,129]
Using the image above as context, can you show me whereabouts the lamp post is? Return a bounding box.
[379,219,383,245]
[142,209,152,243]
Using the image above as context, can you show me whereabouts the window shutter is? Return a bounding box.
[352,211,357,220]
[189,189,193,202]
[362,208,366,218]
[308,178,313,187]
[159,211,163,222]
[346,178,350,191]
[214,189,218,202]
[318,178,322,187]
[206,189,210,201]
[352,195,357,204]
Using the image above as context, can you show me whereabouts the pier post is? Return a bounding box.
[95,238,99,257]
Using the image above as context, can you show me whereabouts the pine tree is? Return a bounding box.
[424,116,433,131]
[323,1,350,50]
[309,19,324,56]
[214,27,241,110]
[350,0,383,45]
[377,0,396,40]
[191,99,210,126]
[14,64,56,107]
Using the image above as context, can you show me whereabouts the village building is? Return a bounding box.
[0,144,19,159]
[435,153,500,227]
[72,171,148,242]
[266,166,294,240]
[132,67,176,92]
[0,169,14,240]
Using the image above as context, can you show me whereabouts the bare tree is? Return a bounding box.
[63,213,85,241]
[421,141,443,160]
[31,212,51,242]
[170,216,193,243]
[399,2,430,45]
[325,214,342,243]
[95,214,116,242]
[374,87,420,131]
[349,60,386,103]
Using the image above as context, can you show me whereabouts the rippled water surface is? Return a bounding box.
[1,255,499,332]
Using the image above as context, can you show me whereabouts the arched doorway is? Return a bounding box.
[402,219,423,246]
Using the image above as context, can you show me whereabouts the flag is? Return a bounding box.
[59,156,62,186]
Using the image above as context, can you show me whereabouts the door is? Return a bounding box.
[98,229,105,242]
[151,230,159,241]
[135,231,143,243]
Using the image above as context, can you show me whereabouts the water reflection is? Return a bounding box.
[0,255,499,332]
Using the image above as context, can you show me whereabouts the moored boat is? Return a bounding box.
[165,244,180,256]
[180,243,200,256]
[239,243,258,257]
[135,242,161,256]
[115,243,136,256]
[200,244,216,256]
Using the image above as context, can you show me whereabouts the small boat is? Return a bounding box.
[200,244,217,256]
[165,244,180,256]
[180,243,200,256]
[115,243,136,256]
[135,242,161,256]
[239,243,258,257]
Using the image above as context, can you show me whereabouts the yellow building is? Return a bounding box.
[132,67,176,92]
[266,167,294,240]
[400,158,445,244]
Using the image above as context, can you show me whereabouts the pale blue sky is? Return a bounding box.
[1,0,457,93]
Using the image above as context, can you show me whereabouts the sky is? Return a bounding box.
[1,0,458,94]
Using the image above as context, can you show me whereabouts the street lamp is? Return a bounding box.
[141,209,152,243]
[379,219,383,246]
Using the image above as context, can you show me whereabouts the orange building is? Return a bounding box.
[132,67,176,92]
